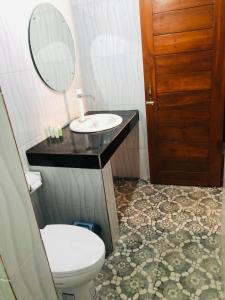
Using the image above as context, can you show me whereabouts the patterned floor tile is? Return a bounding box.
[95,179,224,300]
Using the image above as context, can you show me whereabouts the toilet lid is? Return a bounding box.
[40,225,105,275]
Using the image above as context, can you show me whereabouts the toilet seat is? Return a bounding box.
[40,224,105,279]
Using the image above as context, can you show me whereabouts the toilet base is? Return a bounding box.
[56,281,98,300]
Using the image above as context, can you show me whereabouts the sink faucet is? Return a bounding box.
[76,89,95,122]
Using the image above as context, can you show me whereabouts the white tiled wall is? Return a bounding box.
[71,0,150,179]
[0,0,150,179]
[0,257,16,300]
[0,92,58,299]
[0,0,82,171]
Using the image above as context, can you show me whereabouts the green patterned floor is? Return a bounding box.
[95,179,224,300]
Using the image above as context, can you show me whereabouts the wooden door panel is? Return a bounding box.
[157,90,211,109]
[158,143,209,159]
[158,171,209,186]
[157,71,212,94]
[154,29,213,55]
[158,108,209,125]
[153,5,214,35]
[155,51,213,74]
[158,159,209,172]
[152,0,214,14]
[158,125,209,143]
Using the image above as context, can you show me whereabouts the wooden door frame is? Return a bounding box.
[209,0,225,186]
[139,0,158,183]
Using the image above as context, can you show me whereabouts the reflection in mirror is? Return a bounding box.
[29,3,75,92]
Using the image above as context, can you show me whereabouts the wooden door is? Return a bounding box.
[140,0,225,186]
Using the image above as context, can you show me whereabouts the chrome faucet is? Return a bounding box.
[76,89,95,122]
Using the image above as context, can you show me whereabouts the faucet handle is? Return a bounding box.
[76,88,95,101]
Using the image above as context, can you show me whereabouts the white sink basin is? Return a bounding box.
[69,114,123,133]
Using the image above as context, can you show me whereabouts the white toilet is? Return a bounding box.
[41,224,105,300]
[25,171,105,300]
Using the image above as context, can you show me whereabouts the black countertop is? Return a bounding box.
[26,110,139,169]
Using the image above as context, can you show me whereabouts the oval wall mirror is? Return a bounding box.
[29,4,75,92]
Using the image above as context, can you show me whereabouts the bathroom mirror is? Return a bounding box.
[28,4,75,92]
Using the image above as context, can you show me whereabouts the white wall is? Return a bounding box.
[0,257,16,300]
[70,0,150,179]
[0,0,150,179]
[0,91,58,299]
[0,0,82,171]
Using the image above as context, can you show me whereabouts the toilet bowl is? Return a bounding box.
[40,224,105,300]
